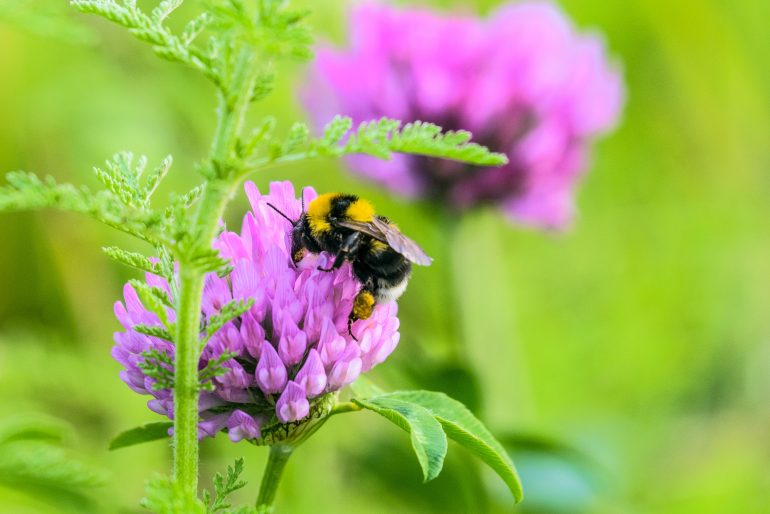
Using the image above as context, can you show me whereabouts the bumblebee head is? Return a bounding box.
[290,219,308,263]
[266,193,311,264]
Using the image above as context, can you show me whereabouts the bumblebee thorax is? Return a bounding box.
[307,192,337,235]
[345,197,375,222]
[307,193,376,235]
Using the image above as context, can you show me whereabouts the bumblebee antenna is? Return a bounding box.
[300,187,307,214]
[266,203,295,225]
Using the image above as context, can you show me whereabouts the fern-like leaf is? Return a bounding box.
[245,116,508,173]
[102,246,161,274]
[134,324,174,341]
[138,348,175,390]
[142,475,207,514]
[202,299,254,345]
[204,458,248,513]
[324,116,509,166]
[0,171,164,243]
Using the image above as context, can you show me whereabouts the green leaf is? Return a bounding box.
[205,458,248,513]
[138,349,175,390]
[281,122,309,154]
[239,116,276,159]
[310,117,508,166]
[318,115,353,148]
[109,422,173,451]
[102,246,160,274]
[199,351,238,391]
[386,390,523,503]
[129,279,172,324]
[253,116,508,173]
[353,396,447,482]
[72,0,138,28]
[93,152,146,207]
[182,13,211,45]
[202,299,254,345]
[133,324,174,341]
[142,155,173,201]
[151,0,183,24]
[0,171,164,244]
[348,375,385,399]
[142,474,207,514]
[93,164,135,205]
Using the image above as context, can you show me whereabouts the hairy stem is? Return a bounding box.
[172,265,205,494]
[256,444,293,512]
[172,44,263,497]
[209,47,261,177]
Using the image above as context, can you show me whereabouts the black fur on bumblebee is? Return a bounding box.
[266,192,432,341]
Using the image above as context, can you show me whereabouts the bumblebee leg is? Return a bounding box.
[318,232,362,272]
[347,318,356,342]
[348,289,376,341]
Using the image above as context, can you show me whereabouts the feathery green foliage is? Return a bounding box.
[129,279,173,326]
[202,458,249,513]
[71,0,311,95]
[199,351,240,392]
[139,347,243,393]
[239,116,508,173]
[312,116,509,165]
[142,475,208,514]
[102,246,162,275]
[134,324,174,341]
[202,299,255,345]
[139,349,175,390]
[0,171,164,243]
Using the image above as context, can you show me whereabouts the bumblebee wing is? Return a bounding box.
[384,229,434,266]
[335,219,387,242]
[336,217,433,266]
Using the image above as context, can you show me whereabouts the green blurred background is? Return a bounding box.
[1,0,769,512]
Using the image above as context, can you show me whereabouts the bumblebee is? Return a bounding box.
[268,192,432,338]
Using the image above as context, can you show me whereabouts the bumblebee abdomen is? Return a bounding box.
[374,273,411,303]
[352,245,412,303]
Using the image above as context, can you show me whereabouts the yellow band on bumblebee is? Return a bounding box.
[307,192,337,234]
[346,198,375,222]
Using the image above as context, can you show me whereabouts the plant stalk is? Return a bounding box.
[172,44,263,497]
[172,264,205,494]
[256,444,294,512]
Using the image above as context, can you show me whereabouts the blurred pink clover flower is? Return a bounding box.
[306,2,624,228]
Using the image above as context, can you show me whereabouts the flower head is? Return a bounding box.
[306,2,624,228]
[113,181,401,443]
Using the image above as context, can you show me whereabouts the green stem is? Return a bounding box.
[172,264,205,494]
[209,47,261,176]
[256,444,293,512]
[171,44,263,498]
